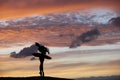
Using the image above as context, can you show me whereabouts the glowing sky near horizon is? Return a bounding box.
[0,47,120,78]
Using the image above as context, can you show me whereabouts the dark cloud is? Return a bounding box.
[70,28,100,48]
[109,17,120,28]
[10,44,38,58]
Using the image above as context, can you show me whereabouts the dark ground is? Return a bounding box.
[0,76,73,80]
[76,76,120,80]
[0,76,120,80]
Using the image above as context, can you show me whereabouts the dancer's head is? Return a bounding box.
[35,42,41,47]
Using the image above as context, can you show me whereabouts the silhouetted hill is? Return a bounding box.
[1,76,120,80]
[76,76,120,80]
[0,76,73,80]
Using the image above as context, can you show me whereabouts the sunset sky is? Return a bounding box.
[0,0,120,78]
[0,0,120,20]
[0,46,120,78]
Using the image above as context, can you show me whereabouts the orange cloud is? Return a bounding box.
[0,0,120,20]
